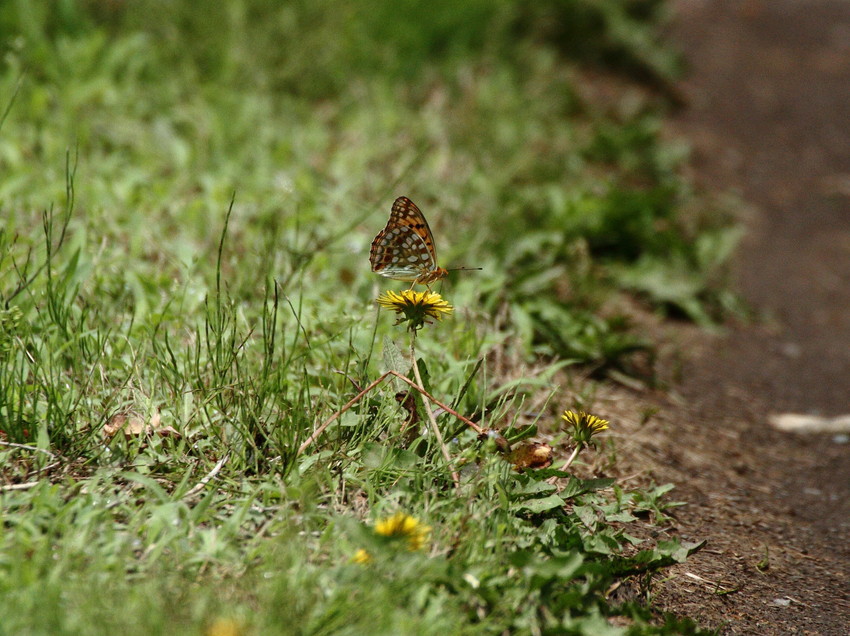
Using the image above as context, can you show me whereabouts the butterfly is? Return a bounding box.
[370,196,449,287]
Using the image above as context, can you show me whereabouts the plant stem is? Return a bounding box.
[388,371,483,434]
[298,369,482,456]
[560,443,583,472]
[548,443,585,486]
[410,341,460,488]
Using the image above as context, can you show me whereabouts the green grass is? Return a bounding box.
[0,1,731,634]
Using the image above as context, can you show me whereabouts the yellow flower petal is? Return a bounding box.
[352,548,372,564]
[206,618,243,636]
[374,512,431,551]
[562,410,609,444]
[376,290,452,330]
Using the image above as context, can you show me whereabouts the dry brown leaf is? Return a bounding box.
[395,391,420,431]
[507,442,553,471]
[103,410,180,438]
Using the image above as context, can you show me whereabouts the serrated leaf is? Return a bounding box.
[525,467,572,480]
[521,552,585,590]
[560,477,615,499]
[512,479,557,498]
[581,533,619,555]
[513,493,565,514]
[651,483,676,497]
[382,336,410,377]
[573,504,598,530]
[632,539,707,568]
[621,532,645,546]
[661,539,706,563]
[604,510,638,523]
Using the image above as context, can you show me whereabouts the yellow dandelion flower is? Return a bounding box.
[562,410,609,445]
[376,290,452,331]
[374,512,431,552]
[352,548,372,564]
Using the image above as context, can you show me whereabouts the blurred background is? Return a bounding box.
[0,0,736,342]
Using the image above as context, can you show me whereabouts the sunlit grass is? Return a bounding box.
[0,2,728,634]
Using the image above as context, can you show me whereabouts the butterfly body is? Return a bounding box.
[370,197,448,286]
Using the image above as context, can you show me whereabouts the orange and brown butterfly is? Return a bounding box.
[369,196,449,287]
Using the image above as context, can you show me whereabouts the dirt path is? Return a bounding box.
[649,1,850,632]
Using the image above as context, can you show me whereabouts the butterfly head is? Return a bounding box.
[414,266,448,286]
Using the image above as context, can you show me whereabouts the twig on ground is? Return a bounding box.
[683,571,739,595]
[183,452,231,499]
[0,481,41,492]
[0,441,57,458]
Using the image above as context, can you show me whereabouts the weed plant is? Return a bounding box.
[0,2,728,634]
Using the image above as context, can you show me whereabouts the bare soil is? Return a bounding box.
[633,1,850,633]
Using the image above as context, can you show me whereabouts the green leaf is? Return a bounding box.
[503,423,538,443]
[661,539,707,563]
[573,504,598,531]
[603,510,638,523]
[526,552,584,587]
[560,476,615,499]
[581,533,620,555]
[382,336,410,377]
[513,494,565,514]
[511,479,557,498]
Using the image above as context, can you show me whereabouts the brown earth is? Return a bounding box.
[627,0,850,633]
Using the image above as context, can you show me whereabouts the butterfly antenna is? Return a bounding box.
[447,266,483,272]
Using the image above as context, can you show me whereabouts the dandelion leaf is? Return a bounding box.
[382,336,410,377]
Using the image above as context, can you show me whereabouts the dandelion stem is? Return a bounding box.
[559,443,584,472]
[410,341,460,488]
[548,443,584,486]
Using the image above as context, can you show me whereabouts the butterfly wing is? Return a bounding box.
[391,196,439,265]
[370,197,439,282]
